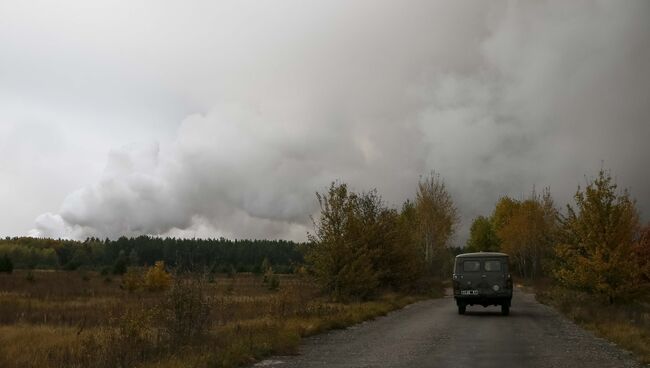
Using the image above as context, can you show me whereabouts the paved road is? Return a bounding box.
[255,289,643,368]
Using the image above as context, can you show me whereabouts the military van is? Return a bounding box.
[452,252,513,315]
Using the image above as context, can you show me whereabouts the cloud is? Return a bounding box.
[14,0,649,242]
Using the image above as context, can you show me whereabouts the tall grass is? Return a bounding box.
[0,270,435,368]
[537,286,650,364]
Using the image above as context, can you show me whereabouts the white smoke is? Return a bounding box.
[21,1,649,242]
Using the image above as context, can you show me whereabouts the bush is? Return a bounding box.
[226,264,236,278]
[268,274,280,291]
[263,266,280,291]
[0,254,13,273]
[121,268,142,292]
[100,308,157,368]
[112,256,128,275]
[143,261,172,292]
[160,276,211,345]
[62,262,80,271]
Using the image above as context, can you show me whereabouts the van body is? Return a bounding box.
[452,252,513,315]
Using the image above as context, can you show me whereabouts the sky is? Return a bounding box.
[1,0,649,244]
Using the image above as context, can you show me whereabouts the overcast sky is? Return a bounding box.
[1,1,648,244]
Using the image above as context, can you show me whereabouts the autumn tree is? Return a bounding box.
[466,216,500,252]
[491,196,519,232]
[633,223,650,298]
[308,183,379,299]
[308,182,424,299]
[144,261,172,292]
[492,189,557,279]
[415,172,459,276]
[554,170,640,303]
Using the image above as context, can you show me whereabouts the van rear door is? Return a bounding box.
[482,258,508,295]
[457,258,482,295]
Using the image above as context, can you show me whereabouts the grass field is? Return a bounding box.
[535,283,650,364]
[0,270,435,368]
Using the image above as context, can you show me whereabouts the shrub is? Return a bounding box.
[0,254,13,273]
[143,261,172,292]
[263,266,280,291]
[81,272,90,282]
[101,309,157,368]
[121,268,142,292]
[160,276,211,345]
[226,264,236,278]
[112,255,128,275]
[268,274,280,291]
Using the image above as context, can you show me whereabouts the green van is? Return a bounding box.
[452,252,513,315]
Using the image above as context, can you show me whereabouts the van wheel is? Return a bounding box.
[501,304,510,316]
[458,304,466,315]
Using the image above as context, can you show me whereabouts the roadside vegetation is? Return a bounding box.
[467,169,649,363]
[0,269,435,368]
[308,173,458,300]
[0,172,456,367]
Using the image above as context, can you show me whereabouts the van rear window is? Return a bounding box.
[463,261,480,272]
[484,260,502,271]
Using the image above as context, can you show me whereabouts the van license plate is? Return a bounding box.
[461,290,478,295]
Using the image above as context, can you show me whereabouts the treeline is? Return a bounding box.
[0,236,305,274]
[308,173,459,300]
[467,169,649,303]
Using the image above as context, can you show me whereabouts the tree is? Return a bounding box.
[308,183,380,299]
[308,182,424,299]
[554,170,640,303]
[466,216,500,252]
[415,172,459,276]
[144,261,172,292]
[491,190,557,279]
[491,196,519,233]
[633,223,650,298]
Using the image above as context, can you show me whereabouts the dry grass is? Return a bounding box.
[0,271,434,368]
[537,286,650,364]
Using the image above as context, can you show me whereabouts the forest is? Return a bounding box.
[0,236,305,274]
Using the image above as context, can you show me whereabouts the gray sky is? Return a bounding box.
[1,1,648,244]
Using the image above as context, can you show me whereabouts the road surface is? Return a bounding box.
[255,288,642,368]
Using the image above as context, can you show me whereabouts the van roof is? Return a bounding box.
[456,252,509,258]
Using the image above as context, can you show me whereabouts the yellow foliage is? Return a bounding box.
[492,190,557,279]
[122,268,143,292]
[554,170,641,303]
[144,261,172,292]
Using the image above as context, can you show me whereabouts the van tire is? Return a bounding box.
[501,304,510,316]
[458,304,466,315]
